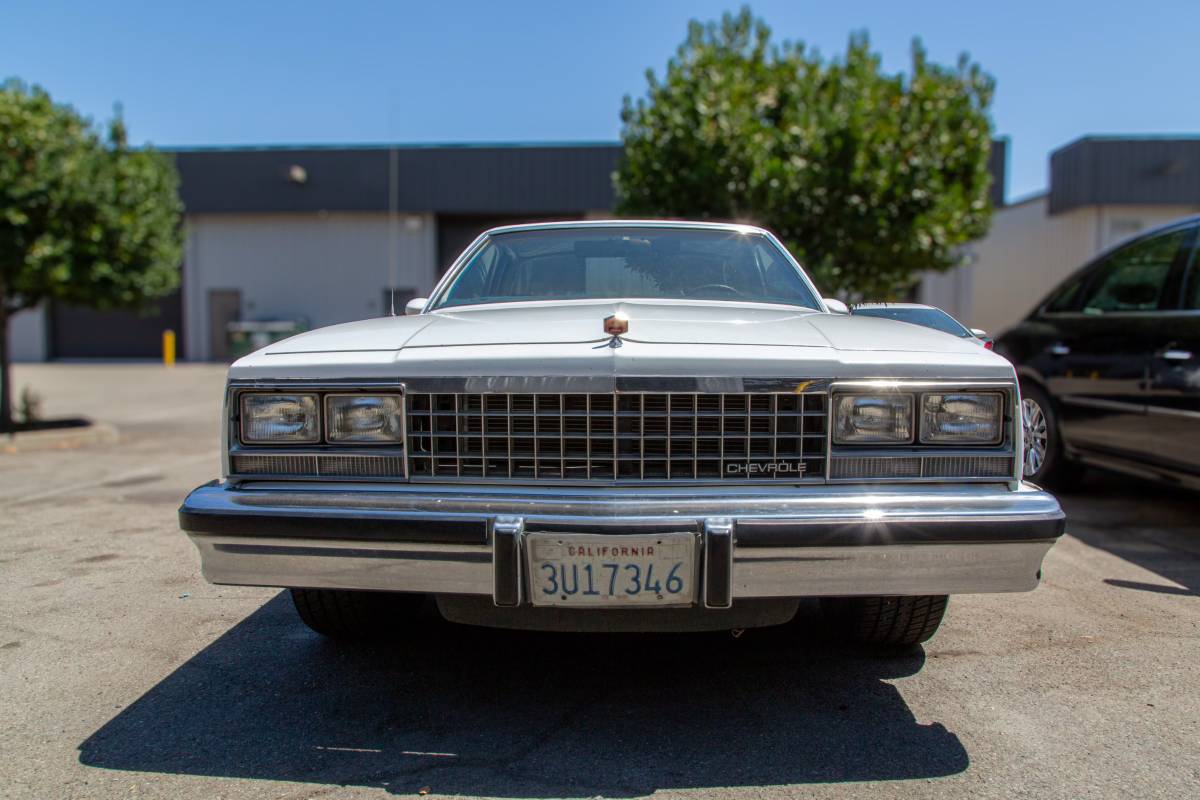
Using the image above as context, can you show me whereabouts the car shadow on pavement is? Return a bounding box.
[79,595,968,797]
[1059,471,1200,596]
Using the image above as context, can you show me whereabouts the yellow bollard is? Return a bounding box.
[163,329,176,367]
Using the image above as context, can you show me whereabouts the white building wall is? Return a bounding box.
[921,200,1200,336]
[183,212,437,361]
[1090,204,1200,251]
[8,304,47,362]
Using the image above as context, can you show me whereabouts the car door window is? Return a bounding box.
[1044,271,1088,313]
[1181,227,1200,309]
[1080,229,1188,314]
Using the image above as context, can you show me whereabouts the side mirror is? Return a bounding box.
[405,297,429,316]
[823,298,850,315]
[970,328,988,338]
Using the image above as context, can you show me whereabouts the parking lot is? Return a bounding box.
[1,364,1197,799]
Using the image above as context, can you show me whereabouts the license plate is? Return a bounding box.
[525,533,697,607]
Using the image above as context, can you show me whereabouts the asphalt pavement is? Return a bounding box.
[1,364,1197,799]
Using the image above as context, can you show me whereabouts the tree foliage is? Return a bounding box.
[0,80,183,427]
[616,7,996,301]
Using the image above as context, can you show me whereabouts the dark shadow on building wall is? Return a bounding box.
[79,596,968,797]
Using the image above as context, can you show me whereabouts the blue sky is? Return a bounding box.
[3,0,1197,199]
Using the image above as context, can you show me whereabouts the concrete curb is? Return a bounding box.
[1,422,120,454]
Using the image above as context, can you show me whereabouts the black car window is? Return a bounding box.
[1043,271,1089,313]
[1079,228,1188,314]
[1181,226,1200,309]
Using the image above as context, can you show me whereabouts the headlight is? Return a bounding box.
[240,393,319,443]
[920,393,1003,444]
[834,395,914,444]
[325,394,404,443]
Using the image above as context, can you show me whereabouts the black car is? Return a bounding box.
[996,215,1200,490]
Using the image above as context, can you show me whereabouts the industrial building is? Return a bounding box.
[922,136,1200,335]
[10,136,1199,361]
[12,143,620,362]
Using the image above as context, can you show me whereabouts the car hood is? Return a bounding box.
[263,299,982,353]
[235,299,1014,383]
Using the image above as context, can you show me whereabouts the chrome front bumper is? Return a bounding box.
[179,481,1065,602]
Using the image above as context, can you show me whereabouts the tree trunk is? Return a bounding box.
[0,304,12,432]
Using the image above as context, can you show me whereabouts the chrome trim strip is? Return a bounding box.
[190,534,492,594]
[227,479,1048,500]
[184,481,1063,529]
[185,535,1055,597]
[832,380,1017,390]
[732,541,1053,597]
[1060,396,1145,413]
[404,376,832,394]
[1145,404,1200,420]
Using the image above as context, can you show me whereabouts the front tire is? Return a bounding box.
[821,595,949,647]
[1020,381,1084,490]
[289,588,423,639]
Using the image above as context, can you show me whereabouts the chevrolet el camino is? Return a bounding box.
[179,221,1066,647]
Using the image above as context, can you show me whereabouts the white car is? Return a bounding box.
[852,303,993,349]
[180,220,1064,647]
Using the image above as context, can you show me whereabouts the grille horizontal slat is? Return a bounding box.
[406,392,827,483]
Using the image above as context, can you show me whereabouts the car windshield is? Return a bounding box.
[433,226,822,310]
[852,307,972,337]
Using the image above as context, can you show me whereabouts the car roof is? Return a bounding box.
[481,219,772,236]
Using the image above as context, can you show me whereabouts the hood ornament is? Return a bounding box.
[603,312,629,338]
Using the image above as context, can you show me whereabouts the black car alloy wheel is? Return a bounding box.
[1022,395,1049,478]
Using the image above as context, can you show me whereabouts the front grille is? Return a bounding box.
[232,454,318,475]
[231,454,405,478]
[405,392,827,482]
[830,456,922,479]
[830,454,1013,480]
[921,455,1013,478]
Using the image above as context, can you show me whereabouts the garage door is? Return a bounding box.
[50,291,184,359]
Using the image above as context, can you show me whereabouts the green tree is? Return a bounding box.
[616,7,996,301]
[0,80,182,429]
